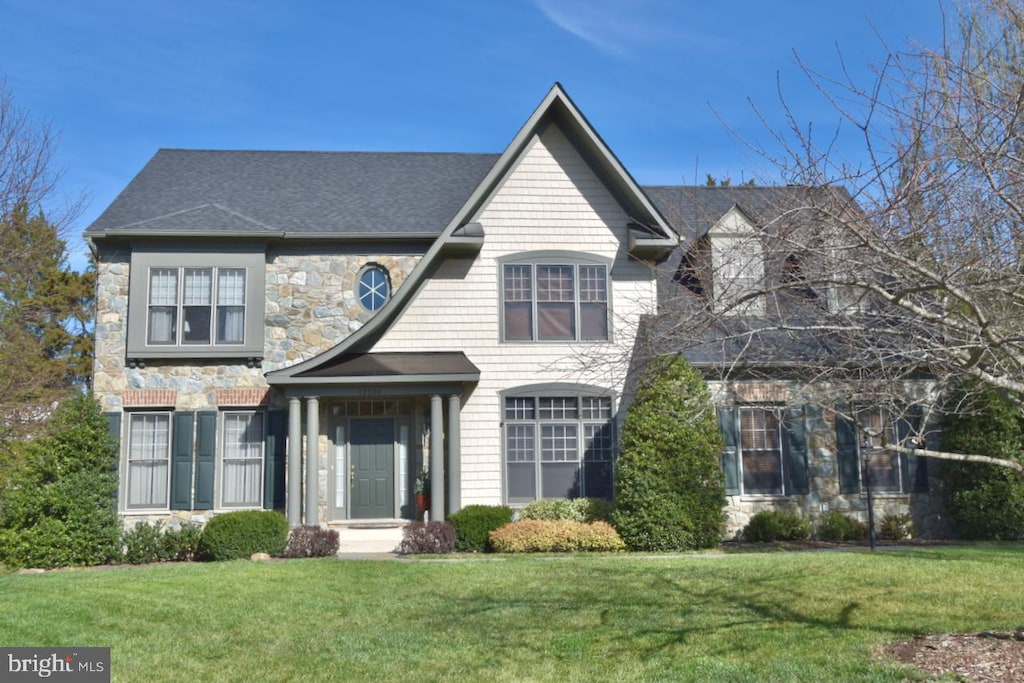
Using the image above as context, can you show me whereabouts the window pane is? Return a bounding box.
[740,408,783,494]
[503,265,533,340]
[539,397,577,420]
[222,412,263,507]
[216,269,246,344]
[580,302,608,340]
[540,424,577,462]
[507,463,536,504]
[857,407,901,492]
[127,413,170,509]
[149,269,178,306]
[583,423,614,462]
[505,424,535,462]
[504,302,533,340]
[584,462,613,500]
[541,463,579,498]
[579,266,609,340]
[580,397,612,420]
[537,302,575,340]
[536,266,574,302]
[148,269,178,344]
[505,397,535,420]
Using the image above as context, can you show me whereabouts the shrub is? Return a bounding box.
[518,498,613,523]
[815,511,868,542]
[0,394,121,568]
[743,510,812,542]
[447,505,513,552]
[397,521,456,554]
[197,510,289,561]
[282,526,340,558]
[489,520,626,553]
[877,513,915,541]
[121,521,167,564]
[613,356,726,551]
[941,387,1024,540]
[162,522,201,561]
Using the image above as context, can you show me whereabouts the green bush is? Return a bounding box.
[518,498,612,523]
[282,526,340,558]
[815,511,868,542]
[877,513,915,541]
[163,522,202,561]
[121,521,167,564]
[197,510,289,561]
[0,394,121,568]
[613,356,726,551]
[743,510,812,542]
[489,520,626,553]
[447,505,513,552]
[397,521,456,554]
[941,388,1024,540]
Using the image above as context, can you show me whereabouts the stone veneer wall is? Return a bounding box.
[709,380,949,539]
[92,247,422,410]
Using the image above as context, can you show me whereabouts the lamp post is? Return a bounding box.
[862,439,877,551]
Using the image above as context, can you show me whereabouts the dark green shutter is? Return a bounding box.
[104,412,122,442]
[193,411,217,510]
[170,412,195,510]
[835,404,861,494]
[898,406,928,493]
[717,407,740,495]
[264,410,287,510]
[782,406,809,495]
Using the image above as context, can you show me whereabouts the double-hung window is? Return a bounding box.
[739,407,784,495]
[221,411,264,508]
[502,258,609,341]
[504,393,615,504]
[126,412,171,509]
[719,404,809,497]
[147,267,246,346]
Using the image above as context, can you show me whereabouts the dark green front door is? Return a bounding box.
[350,418,395,519]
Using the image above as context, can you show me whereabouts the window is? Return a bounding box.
[504,394,614,504]
[126,413,171,509]
[127,249,265,360]
[147,267,246,346]
[357,264,390,312]
[221,411,265,508]
[502,260,609,341]
[739,407,784,495]
[719,405,808,497]
[710,234,765,314]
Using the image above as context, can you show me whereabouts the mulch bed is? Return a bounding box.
[880,630,1024,681]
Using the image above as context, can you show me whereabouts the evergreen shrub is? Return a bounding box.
[877,513,915,541]
[612,356,726,551]
[197,510,289,561]
[743,509,812,542]
[447,505,513,552]
[489,520,626,553]
[518,497,612,523]
[0,394,120,568]
[815,511,868,542]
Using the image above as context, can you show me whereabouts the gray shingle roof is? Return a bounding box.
[86,149,501,236]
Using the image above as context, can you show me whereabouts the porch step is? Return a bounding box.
[331,523,405,555]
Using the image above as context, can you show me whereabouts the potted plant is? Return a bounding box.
[414,470,430,520]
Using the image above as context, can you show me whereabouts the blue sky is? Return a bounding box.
[0,0,944,271]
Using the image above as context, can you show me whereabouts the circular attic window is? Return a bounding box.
[357,264,390,312]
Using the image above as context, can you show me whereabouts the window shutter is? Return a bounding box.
[170,412,195,510]
[835,404,860,494]
[717,407,740,495]
[782,406,809,495]
[897,406,928,493]
[104,412,122,442]
[193,411,217,510]
[264,410,287,510]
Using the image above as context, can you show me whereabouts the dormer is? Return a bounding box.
[708,205,765,314]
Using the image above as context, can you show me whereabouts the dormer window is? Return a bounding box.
[709,207,765,315]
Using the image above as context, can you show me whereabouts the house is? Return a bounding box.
[88,84,942,541]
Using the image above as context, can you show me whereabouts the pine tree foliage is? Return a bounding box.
[613,356,726,550]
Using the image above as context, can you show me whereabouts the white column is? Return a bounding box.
[429,394,444,522]
[305,396,320,525]
[447,393,461,515]
[287,397,302,527]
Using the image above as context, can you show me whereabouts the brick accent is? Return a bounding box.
[215,388,269,407]
[733,383,788,403]
[123,389,178,407]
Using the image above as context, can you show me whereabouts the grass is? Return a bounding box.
[1,546,1022,681]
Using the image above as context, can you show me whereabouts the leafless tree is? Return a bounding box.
[647,0,1024,474]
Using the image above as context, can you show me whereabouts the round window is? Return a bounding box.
[358,265,390,311]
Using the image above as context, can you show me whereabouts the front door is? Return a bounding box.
[350,418,395,519]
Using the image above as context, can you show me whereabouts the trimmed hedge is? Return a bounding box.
[282,526,340,558]
[743,510,812,542]
[121,521,201,564]
[815,511,868,542]
[489,520,626,553]
[197,510,289,561]
[518,498,612,523]
[397,521,456,554]
[447,505,513,552]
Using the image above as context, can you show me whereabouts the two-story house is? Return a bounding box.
[89,84,942,544]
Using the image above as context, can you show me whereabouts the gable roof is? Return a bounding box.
[268,82,678,383]
[86,150,500,238]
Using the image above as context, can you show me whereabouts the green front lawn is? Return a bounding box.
[1,546,1021,681]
